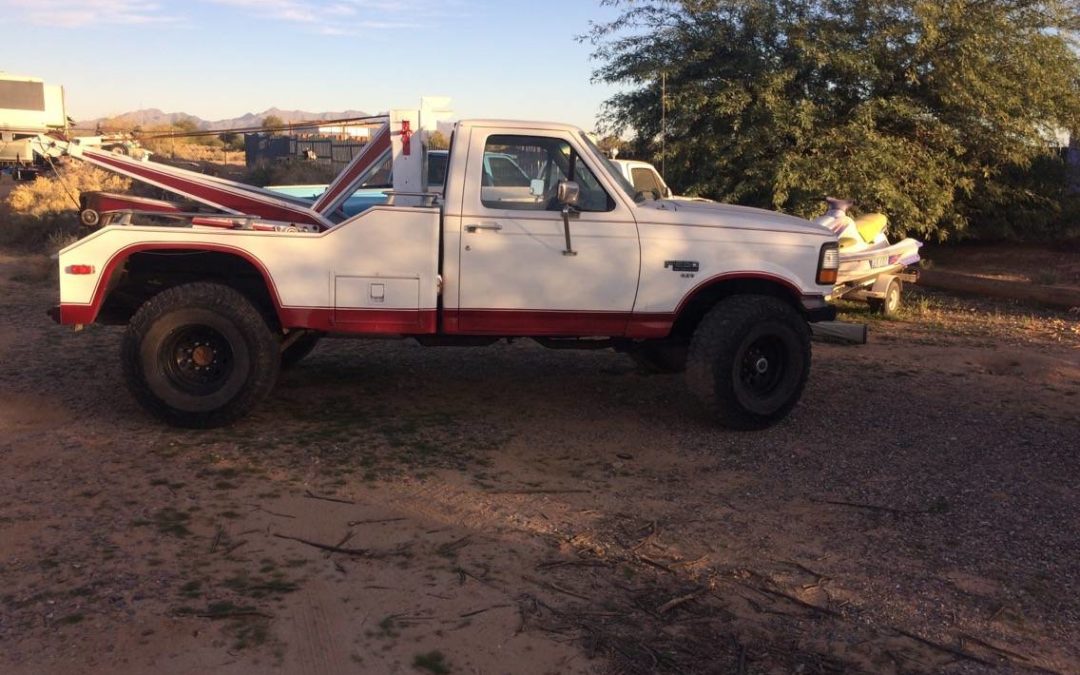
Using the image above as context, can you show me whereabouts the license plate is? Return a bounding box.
[870,256,888,268]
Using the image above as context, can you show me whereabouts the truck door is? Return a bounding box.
[453,129,641,335]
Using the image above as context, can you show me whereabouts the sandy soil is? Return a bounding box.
[1,258,1078,674]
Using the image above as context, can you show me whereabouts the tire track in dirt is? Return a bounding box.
[282,579,355,675]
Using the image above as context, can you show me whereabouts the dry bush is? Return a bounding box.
[1,161,131,251]
[145,141,244,165]
[6,161,132,217]
[0,210,78,252]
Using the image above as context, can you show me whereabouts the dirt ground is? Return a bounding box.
[0,250,1078,675]
[923,241,1080,291]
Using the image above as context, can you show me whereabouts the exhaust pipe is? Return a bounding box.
[811,321,867,345]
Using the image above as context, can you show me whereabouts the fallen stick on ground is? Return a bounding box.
[890,626,994,667]
[536,559,613,570]
[272,532,370,556]
[324,530,354,559]
[777,559,828,580]
[222,540,247,556]
[459,604,512,618]
[657,592,699,614]
[637,555,676,574]
[303,490,355,504]
[735,582,841,617]
[209,527,223,554]
[484,488,590,495]
[958,633,1032,662]
[810,497,927,516]
[251,505,296,519]
[347,517,406,526]
[436,535,472,557]
[197,610,273,620]
[523,575,592,603]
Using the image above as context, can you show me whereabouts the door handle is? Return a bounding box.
[465,223,503,233]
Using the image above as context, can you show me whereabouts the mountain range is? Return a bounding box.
[82,107,371,131]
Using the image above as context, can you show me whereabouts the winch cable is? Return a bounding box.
[41,153,82,211]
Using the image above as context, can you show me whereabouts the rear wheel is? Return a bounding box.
[686,295,811,430]
[121,282,280,428]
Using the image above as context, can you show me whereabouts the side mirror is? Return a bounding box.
[663,186,673,199]
[556,181,580,257]
[557,180,580,206]
[529,179,545,198]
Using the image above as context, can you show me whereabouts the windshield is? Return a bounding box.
[578,132,640,203]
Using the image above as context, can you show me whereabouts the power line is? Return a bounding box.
[72,114,389,140]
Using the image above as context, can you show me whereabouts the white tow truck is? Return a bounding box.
[45,102,840,429]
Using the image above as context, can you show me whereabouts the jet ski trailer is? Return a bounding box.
[814,198,922,316]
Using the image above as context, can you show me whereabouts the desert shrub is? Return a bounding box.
[7,161,131,217]
[139,122,243,164]
[142,139,242,164]
[0,211,79,252]
[1,161,131,251]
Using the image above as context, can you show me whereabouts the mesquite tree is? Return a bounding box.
[588,0,1080,239]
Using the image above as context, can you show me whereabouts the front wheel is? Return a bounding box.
[685,295,811,430]
[121,282,280,428]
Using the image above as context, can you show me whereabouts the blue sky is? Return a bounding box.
[0,0,626,130]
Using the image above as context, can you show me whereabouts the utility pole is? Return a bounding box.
[661,71,666,177]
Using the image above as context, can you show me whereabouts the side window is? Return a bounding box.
[631,167,664,198]
[481,135,614,212]
[427,152,448,187]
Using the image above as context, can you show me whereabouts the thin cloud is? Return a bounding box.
[207,0,467,35]
[1,0,178,27]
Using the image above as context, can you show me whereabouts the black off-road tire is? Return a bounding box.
[121,282,280,428]
[686,295,811,430]
[280,331,322,370]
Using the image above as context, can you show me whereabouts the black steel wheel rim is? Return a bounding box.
[161,325,235,395]
[738,334,787,398]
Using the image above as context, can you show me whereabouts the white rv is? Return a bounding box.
[1,73,67,166]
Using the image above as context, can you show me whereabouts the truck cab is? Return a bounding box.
[53,115,839,430]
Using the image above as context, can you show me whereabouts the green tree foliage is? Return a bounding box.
[597,134,629,157]
[173,116,199,134]
[588,0,1080,239]
[262,115,286,135]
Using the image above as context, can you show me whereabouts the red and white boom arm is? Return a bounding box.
[29,96,452,228]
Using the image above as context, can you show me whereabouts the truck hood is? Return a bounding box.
[642,199,834,239]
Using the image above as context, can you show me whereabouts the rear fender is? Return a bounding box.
[57,242,283,327]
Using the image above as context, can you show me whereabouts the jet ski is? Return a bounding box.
[814,198,922,315]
